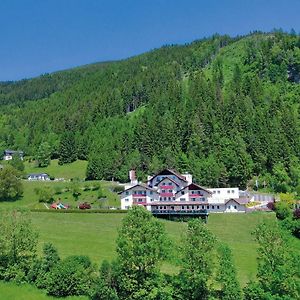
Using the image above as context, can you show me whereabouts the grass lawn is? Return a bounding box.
[28,211,299,287]
[0,281,87,300]
[24,159,88,180]
[0,180,121,210]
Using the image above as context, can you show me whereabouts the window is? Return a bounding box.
[202,205,205,209]
[207,205,209,209]
[234,205,237,209]
[150,198,154,202]
[164,197,166,201]
[212,205,215,209]
[191,191,194,194]
[138,199,143,203]
[181,191,185,195]
[168,189,172,193]
[125,191,129,195]
[191,198,196,201]
[168,197,171,200]
[191,205,194,209]
[213,190,216,194]
[150,191,153,195]
[164,206,166,209]
[125,206,129,209]
[134,191,137,194]
[198,191,201,194]
[187,206,189,209]
[181,206,185,209]
[227,190,230,193]
[217,206,220,209]
[125,198,129,202]
[180,198,185,201]
[231,190,235,193]
[217,190,220,194]
[169,182,172,186]
[162,189,166,193]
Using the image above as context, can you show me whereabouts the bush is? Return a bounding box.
[275,201,292,220]
[34,186,54,203]
[294,208,300,219]
[111,185,124,193]
[281,218,300,239]
[267,202,275,211]
[46,255,96,297]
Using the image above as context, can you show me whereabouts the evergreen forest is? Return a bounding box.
[1,31,300,192]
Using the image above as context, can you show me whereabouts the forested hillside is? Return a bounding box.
[0,31,300,191]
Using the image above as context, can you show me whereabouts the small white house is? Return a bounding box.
[3,150,24,161]
[27,173,50,181]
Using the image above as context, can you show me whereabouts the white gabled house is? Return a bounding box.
[27,173,50,181]
[120,169,251,213]
[3,150,24,161]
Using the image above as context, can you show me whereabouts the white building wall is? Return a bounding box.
[208,188,239,202]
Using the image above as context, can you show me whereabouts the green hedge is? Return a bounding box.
[30,208,127,214]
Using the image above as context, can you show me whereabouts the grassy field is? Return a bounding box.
[24,159,88,180]
[28,211,298,287]
[0,281,88,300]
[0,180,121,210]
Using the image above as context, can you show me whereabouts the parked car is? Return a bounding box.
[78,202,91,209]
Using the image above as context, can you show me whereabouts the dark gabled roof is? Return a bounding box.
[120,184,157,194]
[175,183,212,195]
[148,169,187,182]
[155,177,180,186]
[4,149,24,155]
[187,183,212,194]
[225,198,249,205]
[28,173,49,177]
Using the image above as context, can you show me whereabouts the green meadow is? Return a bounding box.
[28,211,298,287]
[0,281,88,300]
[24,159,88,180]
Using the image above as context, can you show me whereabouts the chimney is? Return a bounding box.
[129,170,137,185]
[183,172,193,185]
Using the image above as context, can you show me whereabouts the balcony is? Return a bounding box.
[132,194,146,198]
[159,192,174,197]
[189,193,203,197]
[160,185,173,189]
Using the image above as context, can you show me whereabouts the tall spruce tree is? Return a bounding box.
[58,131,77,165]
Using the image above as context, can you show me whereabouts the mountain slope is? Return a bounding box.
[0,31,299,191]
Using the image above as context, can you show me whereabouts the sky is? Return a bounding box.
[0,0,299,81]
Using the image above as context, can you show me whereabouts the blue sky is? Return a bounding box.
[0,0,299,81]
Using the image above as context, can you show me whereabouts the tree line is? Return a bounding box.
[0,207,299,299]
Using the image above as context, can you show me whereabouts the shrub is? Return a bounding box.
[294,208,300,219]
[275,201,292,220]
[267,201,275,211]
[34,186,54,203]
[46,255,96,297]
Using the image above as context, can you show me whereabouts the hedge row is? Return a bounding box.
[30,209,128,214]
